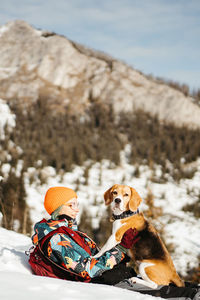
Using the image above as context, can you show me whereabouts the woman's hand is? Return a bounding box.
[119,228,140,249]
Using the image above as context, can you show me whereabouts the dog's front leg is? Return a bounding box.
[93,220,121,258]
[93,234,118,258]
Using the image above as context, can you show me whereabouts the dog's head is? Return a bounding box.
[104,184,142,215]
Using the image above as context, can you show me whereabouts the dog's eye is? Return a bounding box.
[124,193,129,197]
[112,191,117,195]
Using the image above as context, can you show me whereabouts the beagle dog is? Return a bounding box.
[94,184,184,289]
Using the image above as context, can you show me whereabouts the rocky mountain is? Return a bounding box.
[0,20,200,129]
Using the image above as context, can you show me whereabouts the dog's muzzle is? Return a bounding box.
[112,196,124,214]
[114,198,121,204]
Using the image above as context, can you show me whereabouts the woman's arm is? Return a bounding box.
[47,233,125,279]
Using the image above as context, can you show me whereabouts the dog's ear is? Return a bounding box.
[104,187,113,205]
[129,187,142,211]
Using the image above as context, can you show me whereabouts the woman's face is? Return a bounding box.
[59,197,79,219]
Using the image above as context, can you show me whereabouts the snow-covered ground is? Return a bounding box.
[0,227,159,300]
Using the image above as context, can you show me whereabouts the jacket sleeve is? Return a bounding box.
[47,233,125,279]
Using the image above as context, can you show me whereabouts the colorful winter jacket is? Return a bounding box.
[32,216,125,280]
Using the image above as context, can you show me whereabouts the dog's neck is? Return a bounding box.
[112,208,139,220]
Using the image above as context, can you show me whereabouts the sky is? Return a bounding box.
[0,0,199,91]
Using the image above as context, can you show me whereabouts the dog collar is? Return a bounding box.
[112,209,139,220]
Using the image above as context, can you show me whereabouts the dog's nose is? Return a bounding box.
[115,198,121,204]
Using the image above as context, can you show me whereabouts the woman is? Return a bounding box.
[30,186,200,299]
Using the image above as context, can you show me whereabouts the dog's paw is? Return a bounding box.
[129,277,158,289]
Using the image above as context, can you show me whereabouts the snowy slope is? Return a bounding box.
[0,227,158,300]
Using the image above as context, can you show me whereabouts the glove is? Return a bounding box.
[116,228,140,253]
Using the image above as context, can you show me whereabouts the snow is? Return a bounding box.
[0,98,16,140]
[0,23,11,37]
[0,227,158,300]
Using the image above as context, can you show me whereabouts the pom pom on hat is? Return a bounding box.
[44,186,77,215]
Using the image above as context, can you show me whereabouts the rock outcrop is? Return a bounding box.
[0,20,200,128]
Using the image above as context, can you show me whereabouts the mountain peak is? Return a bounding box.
[0,20,200,129]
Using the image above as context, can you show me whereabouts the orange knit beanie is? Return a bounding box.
[44,186,77,215]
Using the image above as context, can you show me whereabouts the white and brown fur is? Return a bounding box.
[94,184,184,289]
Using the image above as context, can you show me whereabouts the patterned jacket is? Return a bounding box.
[32,216,125,280]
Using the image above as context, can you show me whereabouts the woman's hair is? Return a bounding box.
[51,205,63,220]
